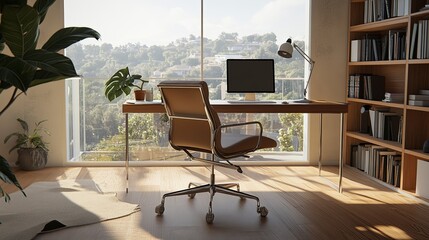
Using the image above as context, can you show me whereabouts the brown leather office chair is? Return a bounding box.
[155,80,277,224]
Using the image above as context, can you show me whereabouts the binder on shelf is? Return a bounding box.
[368,107,402,142]
[363,0,409,23]
[351,40,360,62]
[416,19,429,59]
[347,74,385,100]
[360,105,371,134]
[350,143,401,187]
[410,22,418,59]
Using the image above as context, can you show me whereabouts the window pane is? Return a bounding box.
[204,0,309,157]
[65,0,309,162]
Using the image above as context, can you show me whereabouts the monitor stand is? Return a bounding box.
[226,93,276,104]
[244,93,256,101]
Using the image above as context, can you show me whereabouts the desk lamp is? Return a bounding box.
[278,38,315,103]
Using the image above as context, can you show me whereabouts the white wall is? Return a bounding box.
[0,0,66,167]
[308,0,349,165]
[0,0,349,167]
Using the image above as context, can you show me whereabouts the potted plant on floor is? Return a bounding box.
[4,118,50,171]
[0,0,100,201]
[105,67,149,101]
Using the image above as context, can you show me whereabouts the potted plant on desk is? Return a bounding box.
[105,67,149,101]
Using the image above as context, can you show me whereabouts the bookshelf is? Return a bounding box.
[346,0,429,195]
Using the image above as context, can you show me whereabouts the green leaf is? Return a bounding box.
[24,49,78,76]
[17,118,29,132]
[0,54,35,92]
[104,67,134,101]
[42,27,101,52]
[32,0,56,24]
[29,70,71,87]
[1,5,40,57]
[0,67,23,91]
[0,155,26,202]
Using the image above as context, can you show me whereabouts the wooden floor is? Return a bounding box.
[3,166,429,240]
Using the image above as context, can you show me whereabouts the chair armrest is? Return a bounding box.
[213,121,263,153]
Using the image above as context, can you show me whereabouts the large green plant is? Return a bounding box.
[0,0,100,202]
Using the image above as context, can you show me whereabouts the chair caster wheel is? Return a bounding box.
[206,212,215,224]
[155,204,165,215]
[188,193,196,199]
[258,206,268,217]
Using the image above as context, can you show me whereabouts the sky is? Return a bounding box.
[64,0,308,47]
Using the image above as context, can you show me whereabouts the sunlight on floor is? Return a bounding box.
[356,225,411,239]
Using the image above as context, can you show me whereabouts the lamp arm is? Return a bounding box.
[293,43,315,98]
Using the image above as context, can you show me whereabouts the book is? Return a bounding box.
[408,99,429,107]
[366,75,385,100]
[410,22,418,59]
[419,89,429,95]
[408,94,429,101]
[350,40,360,62]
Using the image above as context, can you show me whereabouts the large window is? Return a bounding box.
[64,0,309,162]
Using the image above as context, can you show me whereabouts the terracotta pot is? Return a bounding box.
[134,90,146,101]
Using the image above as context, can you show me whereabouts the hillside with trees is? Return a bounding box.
[66,32,305,161]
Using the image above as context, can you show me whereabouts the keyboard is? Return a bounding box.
[227,100,276,104]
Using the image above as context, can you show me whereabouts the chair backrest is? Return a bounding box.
[158,81,221,153]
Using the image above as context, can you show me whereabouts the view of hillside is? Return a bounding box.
[65,32,306,161]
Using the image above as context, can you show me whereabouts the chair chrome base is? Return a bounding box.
[155,167,268,224]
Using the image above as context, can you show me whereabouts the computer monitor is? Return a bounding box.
[226,59,275,93]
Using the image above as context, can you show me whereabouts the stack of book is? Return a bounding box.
[363,0,410,24]
[409,19,429,59]
[408,90,429,107]
[350,29,407,62]
[383,92,404,103]
[348,74,385,101]
[368,107,402,142]
[351,143,401,187]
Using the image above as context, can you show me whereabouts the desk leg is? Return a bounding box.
[125,113,129,193]
[339,113,344,193]
[318,113,323,176]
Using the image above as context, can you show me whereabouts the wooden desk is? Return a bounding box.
[122,100,348,192]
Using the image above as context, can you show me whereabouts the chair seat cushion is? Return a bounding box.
[217,133,277,157]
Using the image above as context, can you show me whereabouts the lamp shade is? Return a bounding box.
[277,38,293,58]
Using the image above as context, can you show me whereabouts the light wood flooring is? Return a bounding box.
[3,166,429,240]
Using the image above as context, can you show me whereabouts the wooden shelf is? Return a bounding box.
[346,132,403,152]
[410,9,429,17]
[350,16,408,32]
[349,60,407,66]
[347,98,404,108]
[346,1,429,195]
[406,105,429,112]
[404,149,429,161]
[408,59,429,64]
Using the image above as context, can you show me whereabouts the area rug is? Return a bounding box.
[0,180,140,240]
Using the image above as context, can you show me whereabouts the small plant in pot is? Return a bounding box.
[105,67,149,101]
[4,118,50,171]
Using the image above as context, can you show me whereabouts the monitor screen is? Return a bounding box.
[226,59,275,93]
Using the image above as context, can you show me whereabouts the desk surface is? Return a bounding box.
[122,100,348,114]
